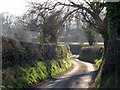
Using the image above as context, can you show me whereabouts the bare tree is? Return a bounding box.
[1,12,15,37]
[26,1,64,43]
[26,0,109,50]
[53,0,108,51]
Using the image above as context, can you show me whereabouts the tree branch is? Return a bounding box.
[59,8,79,24]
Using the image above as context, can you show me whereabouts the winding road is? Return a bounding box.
[37,55,97,88]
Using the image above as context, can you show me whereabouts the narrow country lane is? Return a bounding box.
[37,55,97,88]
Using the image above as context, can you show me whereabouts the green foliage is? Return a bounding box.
[3,37,72,68]
[106,2,120,39]
[38,12,62,43]
[3,37,72,89]
[95,58,102,68]
[93,61,103,88]
[96,2,120,88]
[3,59,71,89]
[83,25,97,46]
[50,59,71,76]
[13,77,29,88]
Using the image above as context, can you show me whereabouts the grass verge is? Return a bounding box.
[2,58,72,89]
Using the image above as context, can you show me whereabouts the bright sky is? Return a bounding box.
[0,0,82,16]
[0,0,26,16]
[0,0,47,16]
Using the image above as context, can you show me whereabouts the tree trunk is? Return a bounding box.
[102,39,120,77]
[99,2,120,87]
[101,33,109,54]
[98,33,109,78]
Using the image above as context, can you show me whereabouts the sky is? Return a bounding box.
[0,0,81,16]
[0,0,119,16]
[0,0,46,16]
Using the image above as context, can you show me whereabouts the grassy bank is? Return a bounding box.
[2,58,71,89]
[93,57,103,88]
[2,37,72,89]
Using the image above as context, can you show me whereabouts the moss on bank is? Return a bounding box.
[93,58,103,88]
[2,37,72,89]
[3,58,71,89]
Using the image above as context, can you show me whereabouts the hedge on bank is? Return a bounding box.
[2,37,72,89]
